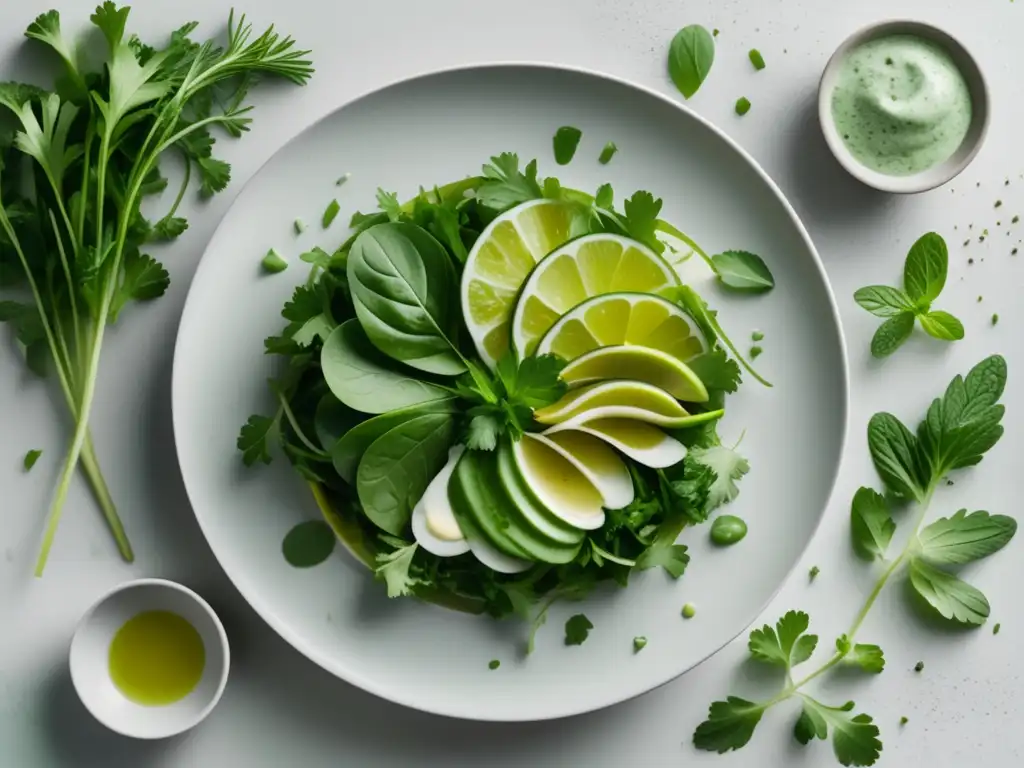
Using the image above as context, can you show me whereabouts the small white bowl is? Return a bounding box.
[818,20,990,194]
[69,578,229,739]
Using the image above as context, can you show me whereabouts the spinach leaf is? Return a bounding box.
[332,399,457,483]
[314,393,364,451]
[348,222,466,375]
[321,320,450,414]
[903,232,947,305]
[711,250,774,292]
[668,24,715,99]
[356,412,456,535]
[282,520,336,567]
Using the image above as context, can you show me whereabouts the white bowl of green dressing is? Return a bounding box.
[819,20,989,194]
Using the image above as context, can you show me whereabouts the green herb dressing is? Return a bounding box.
[831,35,971,176]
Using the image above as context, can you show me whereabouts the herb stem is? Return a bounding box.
[164,152,193,222]
[276,390,329,457]
[49,209,83,375]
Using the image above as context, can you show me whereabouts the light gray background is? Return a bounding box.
[1,0,1020,765]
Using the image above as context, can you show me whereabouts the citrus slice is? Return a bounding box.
[511,235,679,358]
[560,345,709,403]
[535,291,707,363]
[526,432,634,509]
[462,199,581,367]
[510,436,606,530]
[544,418,687,468]
[534,380,688,424]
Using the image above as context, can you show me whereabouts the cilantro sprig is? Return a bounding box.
[694,356,1014,766]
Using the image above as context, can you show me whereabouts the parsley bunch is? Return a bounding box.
[0,5,311,573]
[694,356,1014,766]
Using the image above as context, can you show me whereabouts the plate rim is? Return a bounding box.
[171,61,851,722]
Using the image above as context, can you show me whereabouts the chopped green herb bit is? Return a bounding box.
[336,173,350,186]
[735,97,751,116]
[1014,215,1021,224]
[751,330,764,341]
[322,199,341,228]
[598,141,619,165]
[750,345,763,359]
[1013,248,1019,255]
[565,613,593,645]
[993,623,1002,635]
[992,313,999,326]
[293,218,306,235]
[488,659,501,670]
[713,28,720,37]
[23,449,43,471]
[682,602,697,619]
[914,661,924,672]
[748,49,766,70]
[900,716,909,726]
[995,200,1003,208]
[633,636,648,652]
[553,126,583,165]
[977,295,983,302]
[261,249,288,274]
[809,565,820,581]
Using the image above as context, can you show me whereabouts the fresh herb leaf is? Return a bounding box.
[322,199,340,228]
[711,250,774,292]
[595,182,614,209]
[850,487,895,560]
[553,126,583,165]
[688,443,749,511]
[794,699,828,744]
[867,412,926,500]
[476,152,543,211]
[916,509,1017,565]
[909,556,990,625]
[903,232,947,304]
[374,541,420,597]
[635,542,690,578]
[693,697,766,753]
[870,312,915,357]
[23,449,43,471]
[748,610,817,669]
[845,643,885,674]
[564,613,593,645]
[622,190,665,254]
[152,215,188,241]
[668,24,715,99]
[598,141,618,164]
[238,414,280,466]
[686,350,742,394]
[376,189,402,221]
[799,698,882,767]
[853,286,915,317]
[466,413,501,451]
[918,310,964,341]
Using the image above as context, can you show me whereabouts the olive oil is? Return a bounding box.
[108,611,205,706]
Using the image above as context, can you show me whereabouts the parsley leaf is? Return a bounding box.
[794,699,828,744]
[693,697,766,753]
[466,413,501,451]
[917,509,1017,565]
[686,350,741,394]
[688,443,749,511]
[110,251,169,321]
[237,414,279,466]
[797,698,882,767]
[594,182,614,209]
[845,643,885,674]
[564,613,593,645]
[504,354,566,407]
[374,541,420,598]
[849,487,894,560]
[476,153,542,211]
[748,610,817,669]
[376,188,402,221]
[151,215,188,241]
[908,556,990,625]
[622,190,664,254]
[635,542,690,578]
[197,156,231,197]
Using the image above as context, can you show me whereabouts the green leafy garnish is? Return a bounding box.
[322,199,341,228]
[261,248,288,274]
[564,613,593,646]
[23,449,43,471]
[374,540,420,598]
[598,141,618,164]
[854,233,963,357]
[668,24,715,99]
[711,250,774,292]
[552,126,582,165]
[476,153,542,211]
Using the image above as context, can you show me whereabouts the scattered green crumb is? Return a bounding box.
[23,449,42,471]
[335,173,350,186]
[598,141,619,165]
[682,603,697,619]
[1013,248,1019,255]
[1006,179,1011,186]
[293,218,306,235]
[751,330,764,341]
[995,200,1003,208]
[488,659,500,670]
[993,622,1001,635]
[564,613,594,645]
[809,565,820,581]
[750,345,763,359]
[633,636,648,652]
[735,97,751,116]
[1014,215,1020,224]
[914,661,924,672]
[900,716,909,726]
[713,28,720,37]
[983,228,990,236]
[261,248,288,274]
[977,295,983,302]
[992,314,999,326]
[322,199,341,228]
[963,239,970,247]
[748,49,766,70]
[979,235,986,242]
[968,258,974,264]
[946,479,954,486]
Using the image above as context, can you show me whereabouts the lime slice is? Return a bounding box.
[527,432,634,509]
[462,199,580,367]
[544,418,687,469]
[511,235,679,358]
[511,436,606,530]
[535,291,707,363]
[560,345,709,403]
[534,380,688,424]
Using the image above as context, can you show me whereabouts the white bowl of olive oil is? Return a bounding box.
[69,578,229,739]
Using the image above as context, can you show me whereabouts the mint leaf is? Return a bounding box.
[748,610,817,668]
[693,697,766,753]
[850,487,895,560]
[909,556,990,625]
[238,414,279,466]
[374,542,420,598]
[867,412,926,500]
[668,24,715,99]
[917,509,1017,565]
[564,613,593,645]
[711,250,774,292]
[870,312,914,358]
[903,232,947,304]
[919,310,964,341]
[853,285,915,317]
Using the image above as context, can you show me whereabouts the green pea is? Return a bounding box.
[710,515,748,546]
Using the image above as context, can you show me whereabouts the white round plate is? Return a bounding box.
[172,64,848,722]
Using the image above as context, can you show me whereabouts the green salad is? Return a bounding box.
[240,152,768,648]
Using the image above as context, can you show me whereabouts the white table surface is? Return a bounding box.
[2,1,1021,765]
